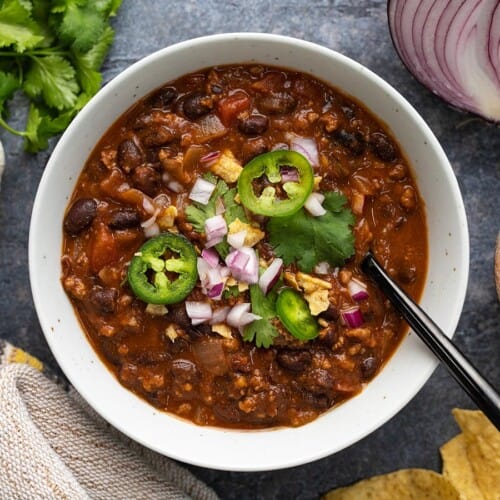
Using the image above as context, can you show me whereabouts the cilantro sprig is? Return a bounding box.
[0,0,122,152]
[242,284,280,348]
[185,174,247,257]
[268,191,355,272]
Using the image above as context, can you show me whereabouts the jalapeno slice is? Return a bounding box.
[127,233,198,305]
[237,150,314,217]
[276,288,319,341]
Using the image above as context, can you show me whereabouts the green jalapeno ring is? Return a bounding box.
[127,232,198,305]
[237,150,314,217]
[276,288,319,341]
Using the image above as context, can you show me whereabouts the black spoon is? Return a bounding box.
[361,251,500,431]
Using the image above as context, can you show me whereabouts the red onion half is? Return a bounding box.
[388,0,500,121]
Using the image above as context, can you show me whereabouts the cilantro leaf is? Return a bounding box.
[23,55,79,110]
[0,0,44,52]
[72,25,114,94]
[51,0,107,53]
[0,70,20,114]
[242,284,280,348]
[268,191,355,272]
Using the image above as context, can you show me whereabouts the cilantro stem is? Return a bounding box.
[0,49,70,58]
[0,116,27,137]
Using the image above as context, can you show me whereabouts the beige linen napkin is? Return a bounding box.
[0,340,219,500]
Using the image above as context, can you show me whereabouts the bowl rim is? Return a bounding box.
[29,32,469,471]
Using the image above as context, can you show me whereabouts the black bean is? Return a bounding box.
[303,368,334,395]
[241,137,268,163]
[131,165,161,197]
[182,91,213,120]
[370,132,397,162]
[213,403,242,423]
[333,129,365,156]
[116,139,144,173]
[238,114,269,135]
[361,356,379,380]
[320,305,339,322]
[276,350,312,372]
[168,304,191,330]
[257,92,296,115]
[152,86,178,108]
[108,208,141,230]
[88,286,117,314]
[64,198,97,235]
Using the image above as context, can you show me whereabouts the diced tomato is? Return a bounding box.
[89,223,119,273]
[217,91,251,126]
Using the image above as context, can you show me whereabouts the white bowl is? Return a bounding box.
[29,33,469,471]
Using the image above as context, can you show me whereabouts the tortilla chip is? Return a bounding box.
[322,469,461,499]
[452,409,500,500]
[440,434,484,500]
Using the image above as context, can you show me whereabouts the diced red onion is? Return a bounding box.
[288,134,320,167]
[347,278,369,301]
[225,247,259,284]
[259,258,283,295]
[186,301,212,324]
[189,178,216,205]
[226,303,261,327]
[280,166,299,183]
[200,151,221,166]
[341,306,365,328]
[143,222,160,238]
[227,230,247,249]
[207,281,224,299]
[167,180,184,193]
[314,261,331,275]
[201,248,220,268]
[210,306,230,325]
[304,192,326,216]
[226,249,250,273]
[204,214,227,247]
[388,0,500,122]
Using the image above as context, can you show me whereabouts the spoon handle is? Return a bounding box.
[361,252,500,430]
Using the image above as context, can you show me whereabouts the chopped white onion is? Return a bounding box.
[167,180,184,193]
[259,258,283,295]
[314,261,331,275]
[304,192,326,216]
[143,222,160,238]
[140,208,160,229]
[189,178,216,205]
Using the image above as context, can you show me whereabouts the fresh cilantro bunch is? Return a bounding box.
[268,191,355,272]
[0,0,122,152]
